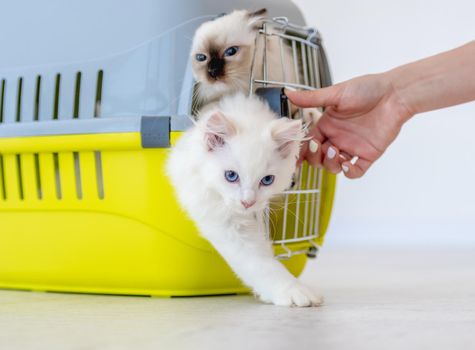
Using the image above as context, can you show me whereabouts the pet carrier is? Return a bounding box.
[0,0,336,296]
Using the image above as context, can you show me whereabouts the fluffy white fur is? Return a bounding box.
[167,94,322,307]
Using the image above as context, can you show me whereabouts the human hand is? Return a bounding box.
[288,73,413,178]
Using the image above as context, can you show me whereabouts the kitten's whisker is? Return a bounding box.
[270,198,317,207]
[283,207,307,228]
[264,209,278,239]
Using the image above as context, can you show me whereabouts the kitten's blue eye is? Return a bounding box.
[224,46,239,57]
[195,53,207,62]
[224,170,239,183]
[260,175,275,186]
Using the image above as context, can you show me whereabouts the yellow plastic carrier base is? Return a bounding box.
[0,132,335,296]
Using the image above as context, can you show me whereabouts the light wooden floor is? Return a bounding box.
[1,247,474,350]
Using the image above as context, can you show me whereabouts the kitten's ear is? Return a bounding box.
[204,112,237,151]
[248,8,267,18]
[271,118,304,158]
[247,8,267,29]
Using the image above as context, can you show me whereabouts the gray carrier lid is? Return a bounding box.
[0,0,306,130]
[0,0,305,68]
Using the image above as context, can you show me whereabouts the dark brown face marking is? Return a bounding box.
[208,57,224,79]
[207,47,225,80]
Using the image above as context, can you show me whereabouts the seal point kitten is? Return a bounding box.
[191,9,269,104]
[191,9,322,125]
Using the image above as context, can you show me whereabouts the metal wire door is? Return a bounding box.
[249,17,332,259]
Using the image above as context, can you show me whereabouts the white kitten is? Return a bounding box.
[167,94,322,307]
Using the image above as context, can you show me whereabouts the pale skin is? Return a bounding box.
[288,40,475,178]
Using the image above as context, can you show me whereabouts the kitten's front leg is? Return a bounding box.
[203,221,323,307]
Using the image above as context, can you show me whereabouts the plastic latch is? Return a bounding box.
[255,87,290,118]
[141,116,170,148]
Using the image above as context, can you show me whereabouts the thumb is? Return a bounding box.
[285,85,341,108]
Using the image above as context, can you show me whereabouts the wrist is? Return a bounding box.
[383,69,417,124]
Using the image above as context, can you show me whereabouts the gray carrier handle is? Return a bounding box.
[0,116,193,148]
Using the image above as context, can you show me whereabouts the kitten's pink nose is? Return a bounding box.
[241,200,256,209]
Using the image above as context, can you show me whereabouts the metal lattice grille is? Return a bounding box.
[250,18,329,259]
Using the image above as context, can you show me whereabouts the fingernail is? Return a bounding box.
[327,147,336,159]
[342,165,349,173]
[309,140,319,153]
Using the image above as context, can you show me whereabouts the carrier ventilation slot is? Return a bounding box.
[94,70,103,118]
[34,75,41,121]
[53,74,61,120]
[34,154,42,199]
[0,155,6,200]
[53,153,62,199]
[0,79,5,123]
[16,77,23,122]
[73,152,82,199]
[94,151,104,199]
[16,154,24,200]
[73,72,81,119]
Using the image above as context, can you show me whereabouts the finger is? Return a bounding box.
[322,142,342,174]
[285,86,341,108]
[339,151,352,161]
[305,138,323,168]
[341,158,372,179]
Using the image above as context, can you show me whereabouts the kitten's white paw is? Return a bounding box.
[261,282,323,307]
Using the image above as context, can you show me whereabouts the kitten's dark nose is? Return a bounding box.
[208,57,224,79]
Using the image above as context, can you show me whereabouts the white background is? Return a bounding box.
[293,0,475,247]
